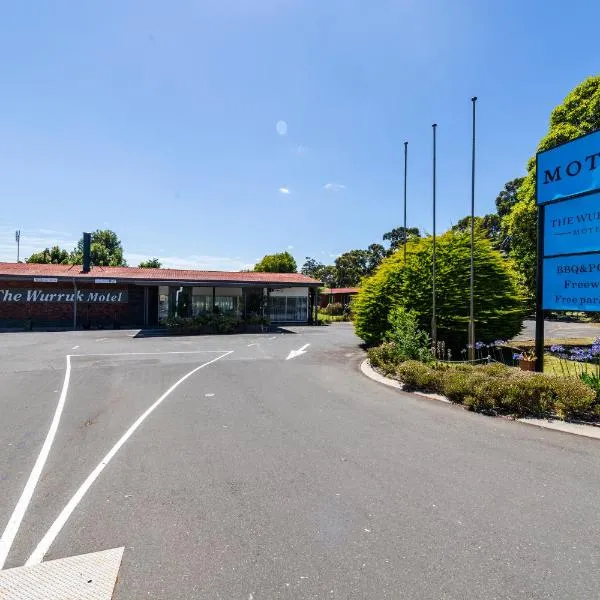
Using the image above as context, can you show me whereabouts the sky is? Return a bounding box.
[0,0,599,270]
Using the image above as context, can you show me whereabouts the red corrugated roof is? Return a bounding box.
[321,287,359,294]
[0,262,320,285]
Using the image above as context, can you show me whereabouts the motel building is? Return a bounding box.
[0,262,321,330]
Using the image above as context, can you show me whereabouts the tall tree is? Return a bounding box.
[71,229,127,267]
[334,249,370,287]
[26,245,70,264]
[254,251,297,273]
[383,226,421,254]
[301,257,325,279]
[504,76,600,299]
[138,258,162,268]
[366,243,386,272]
[318,265,338,288]
[495,177,524,219]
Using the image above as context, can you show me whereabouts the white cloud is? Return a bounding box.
[126,252,254,271]
[279,187,290,195]
[287,245,294,250]
[324,182,346,192]
[276,120,288,136]
[295,144,308,154]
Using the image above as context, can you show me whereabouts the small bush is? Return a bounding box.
[396,361,442,392]
[323,302,344,316]
[500,374,554,417]
[368,343,401,375]
[550,376,598,419]
[386,307,432,363]
[389,360,599,421]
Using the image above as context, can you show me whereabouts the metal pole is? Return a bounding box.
[403,141,408,262]
[15,230,20,263]
[535,204,545,372]
[432,124,437,345]
[468,97,477,360]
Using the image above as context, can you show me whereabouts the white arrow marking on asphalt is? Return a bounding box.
[0,547,124,599]
[286,343,310,360]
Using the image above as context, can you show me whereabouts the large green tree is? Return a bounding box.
[301,257,324,279]
[26,245,70,264]
[353,229,526,349]
[504,76,600,299]
[496,177,524,219]
[334,250,370,287]
[71,229,127,267]
[254,251,297,273]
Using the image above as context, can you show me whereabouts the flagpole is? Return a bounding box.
[403,141,408,262]
[432,124,437,345]
[468,97,477,360]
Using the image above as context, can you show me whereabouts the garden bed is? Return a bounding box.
[368,346,600,422]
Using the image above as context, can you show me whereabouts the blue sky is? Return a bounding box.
[0,0,598,269]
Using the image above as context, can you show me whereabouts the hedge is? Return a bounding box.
[368,353,599,421]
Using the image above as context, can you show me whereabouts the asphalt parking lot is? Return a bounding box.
[2,324,600,599]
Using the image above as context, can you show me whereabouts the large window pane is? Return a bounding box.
[267,295,308,321]
[215,296,240,316]
[192,295,213,315]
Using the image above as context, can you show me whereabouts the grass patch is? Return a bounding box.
[517,337,597,348]
[318,314,348,323]
[544,353,598,376]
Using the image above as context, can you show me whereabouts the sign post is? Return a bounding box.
[535,203,545,371]
[535,129,600,371]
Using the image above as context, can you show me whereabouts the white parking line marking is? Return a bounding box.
[71,351,231,357]
[0,356,72,569]
[72,346,79,350]
[26,351,233,566]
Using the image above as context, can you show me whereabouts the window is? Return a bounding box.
[215,296,240,315]
[158,286,169,320]
[192,294,213,315]
[268,295,308,321]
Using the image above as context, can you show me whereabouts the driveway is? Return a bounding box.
[2,323,600,599]
[514,318,600,341]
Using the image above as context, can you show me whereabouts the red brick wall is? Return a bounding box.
[0,280,138,328]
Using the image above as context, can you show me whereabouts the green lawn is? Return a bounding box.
[544,353,599,377]
[317,313,349,323]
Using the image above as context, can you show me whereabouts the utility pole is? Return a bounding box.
[15,230,21,263]
[468,97,477,361]
[432,124,437,345]
[403,141,408,262]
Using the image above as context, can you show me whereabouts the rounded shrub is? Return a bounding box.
[353,229,527,350]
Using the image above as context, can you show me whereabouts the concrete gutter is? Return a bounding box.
[360,359,600,441]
